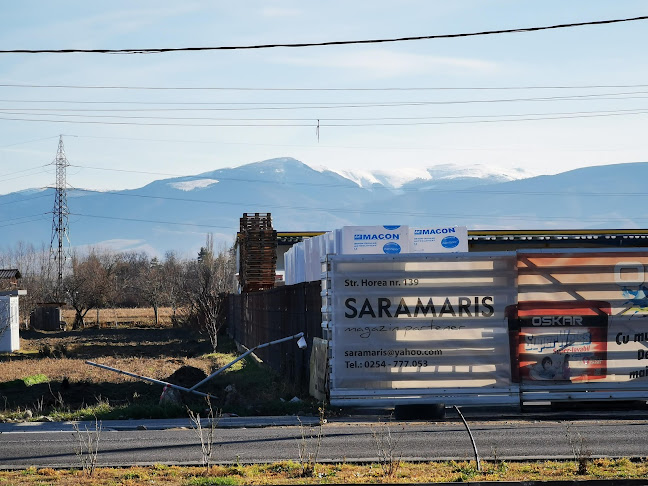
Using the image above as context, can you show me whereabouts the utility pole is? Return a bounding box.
[49,135,71,298]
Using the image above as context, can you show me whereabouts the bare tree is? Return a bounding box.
[0,238,237,335]
[63,250,117,329]
[0,242,55,326]
[111,251,147,308]
[184,235,235,350]
[162,251,185,326]
[138,257,166,326]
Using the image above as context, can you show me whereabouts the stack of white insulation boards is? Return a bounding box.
[284,225,468,285]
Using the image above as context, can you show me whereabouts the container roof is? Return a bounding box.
[274,229,648,247]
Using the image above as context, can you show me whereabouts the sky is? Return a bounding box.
[0,0,647,195]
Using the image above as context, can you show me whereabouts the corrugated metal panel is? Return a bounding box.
[325,253,519,407]
[513,249,648,402]
[0,269,20,279]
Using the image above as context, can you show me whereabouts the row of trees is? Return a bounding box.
[0,236,236,348]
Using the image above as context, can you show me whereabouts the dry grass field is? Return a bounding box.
[0,308,308,420]
[61,306,177,328]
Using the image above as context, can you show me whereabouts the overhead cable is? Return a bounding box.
[67,210,648,226]
[0,169,53,184]
[0,193,51,206]
[2,90,648,109]
[71,185,648,207]
[1,109,646,127]
[59,134,648,153]
[1,16,647,54]
[0,136,60,148]
[1,107,646,122]
[2,83,648,91]
[69,212,236,230]
[0,216,50,228]
[0,164,49,177]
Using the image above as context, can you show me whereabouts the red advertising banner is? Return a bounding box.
[514,301,610,383]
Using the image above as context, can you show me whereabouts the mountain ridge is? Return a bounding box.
[1,158,644,257]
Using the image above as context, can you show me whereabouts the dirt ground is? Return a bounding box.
[0,325,305,418]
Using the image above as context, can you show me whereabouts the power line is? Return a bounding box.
[58,162,648,196]
[0,193,51,206]
[69,186,648,217]
[68,209,648,226]
[4,189,645,229]
[62,164,361,182]
[67,169,497,191]
[0,136,60,148]
[0,215,50,228]
[64,134,646,153]
[2,83,648,91]
[68,166,185,177]
[0,169,53,184]
[324,110,648,126]
[2,107,647,123]
[70,212,237,230]
[2,91,648,109]
[2,108,646,128]
[7,206,629,228]
[0,213,50,223]
[0,164,49,178]
[1,15,647,54]
[77,134,347,150]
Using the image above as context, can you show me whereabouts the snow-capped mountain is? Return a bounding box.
[0,157,644,257]
[169,179,220,191]
[318,163,534,191]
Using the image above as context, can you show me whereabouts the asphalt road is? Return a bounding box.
[1,418,647,468]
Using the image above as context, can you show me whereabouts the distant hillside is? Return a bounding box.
[1,157,645,256]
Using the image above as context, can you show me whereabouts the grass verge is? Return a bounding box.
[2,458,647,485]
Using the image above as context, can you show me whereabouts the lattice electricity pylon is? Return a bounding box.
[49,135,71,295]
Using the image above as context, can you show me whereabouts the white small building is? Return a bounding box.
[0,290,26,352]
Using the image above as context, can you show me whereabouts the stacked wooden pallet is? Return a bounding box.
[239,213,277,293]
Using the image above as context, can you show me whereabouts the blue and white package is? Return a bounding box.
[409,226,468,253]
[341,225,410,254]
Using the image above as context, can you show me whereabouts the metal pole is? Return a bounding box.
[453,405,481,471]
[188,332,304,391]
[85,361,217,400]
[86,331,305,399]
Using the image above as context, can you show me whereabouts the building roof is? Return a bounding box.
[0,269,21,279]
[467,229,648,250]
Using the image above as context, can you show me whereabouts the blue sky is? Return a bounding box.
[0,1,647,194]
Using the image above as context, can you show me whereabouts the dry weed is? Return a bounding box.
[0,357,216,384]
[61,306,176,327]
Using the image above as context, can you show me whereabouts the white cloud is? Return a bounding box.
[273,49,497,78]
[75,239,160,256]
[260,7,301,17]
[0,4,205,47]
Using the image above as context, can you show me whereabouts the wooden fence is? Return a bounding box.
[227,281,322,389]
